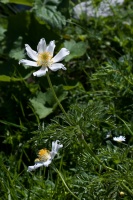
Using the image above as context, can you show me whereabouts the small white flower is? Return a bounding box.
[19,38,70,77]
[27,140,63,172]
[113,135,126,142]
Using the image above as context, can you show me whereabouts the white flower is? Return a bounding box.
[27,140,63,172]
[113,136,126,142]
[73,0,124,19]
[19,38,70,77]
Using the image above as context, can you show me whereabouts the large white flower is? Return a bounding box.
[19,38,70,77]
[27,140,63,172]
[113,135,126,142]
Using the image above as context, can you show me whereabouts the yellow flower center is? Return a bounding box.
[34,148,51,163]
[37,52,53,67]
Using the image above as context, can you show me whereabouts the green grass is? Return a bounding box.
[0,0,133,199]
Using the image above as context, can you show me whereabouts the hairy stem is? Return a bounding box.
[46,72,71,123]
[54,167,80,200]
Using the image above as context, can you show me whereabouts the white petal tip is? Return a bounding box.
[27,166,34,172]
[63,48,70,55]
[67,50,70,54]
[51,40,55,44]
[19,59,23,65]
[62,67,67,70]
[40,38,45,41]
[25,44,28,47]
[33,67,48,77]
[33,72,46,77]
[33,72,37,76]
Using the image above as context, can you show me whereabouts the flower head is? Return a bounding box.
[113,135,126,142]
[19,38,70,77]
[27,140,63,172]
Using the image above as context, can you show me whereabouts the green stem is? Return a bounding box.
[54,167,80,200]
[121,182,133,196]
[46,72,71,123]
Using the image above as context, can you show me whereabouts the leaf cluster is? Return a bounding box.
[0,0,133,199]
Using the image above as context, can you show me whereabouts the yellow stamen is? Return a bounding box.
[34,148,51,163]
[37,52,53,67]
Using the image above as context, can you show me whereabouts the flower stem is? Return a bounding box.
[54,167,80,200]
[46,72,70,123]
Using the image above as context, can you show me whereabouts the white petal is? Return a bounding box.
[49,63,66,71]
[33,67,48,77]
[52,48,70,63]
[19,59,38,67]
[37,38,46,53]
[46,40,55,56]
[27,163,44,172]
[27,159,52,172]
[51,140,63,159]
[113,136,126,142]
[25,44,38,61]
[52,140,63,152]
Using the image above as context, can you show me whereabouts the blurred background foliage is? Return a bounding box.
[0,0,133,199]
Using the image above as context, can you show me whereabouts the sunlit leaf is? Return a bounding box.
[33,0,66,29]
[29,99,53,119]
[1,0,33,6]
[64,40,88,61]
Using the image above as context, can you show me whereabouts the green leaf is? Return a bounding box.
[46,85,68,106]
[64,40,88,61]
[0,74,32,82]
[117,116,133,136]
[29,85,68,119]
[0,120,27,131]
[29,99,53,119]
[0,75,21,82]
[63,82,84,91]
[33,1,66,29]
[9,36,25,60]
[1,0,33,6]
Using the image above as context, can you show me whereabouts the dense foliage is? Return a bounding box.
[0,0,133,199]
